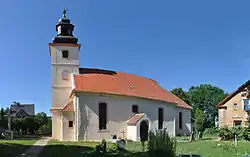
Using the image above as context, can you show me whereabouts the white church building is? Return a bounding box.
[49,10,192,141]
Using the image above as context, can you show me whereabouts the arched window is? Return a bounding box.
[99,103,107,130]
[158,108,164,129]
[132,105,138,113]
[179,112,183,129]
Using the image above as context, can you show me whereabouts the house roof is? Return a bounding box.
[73,68,192,109]
[10,104,34,116]
[126,113,145,125]
[216,80,250,108]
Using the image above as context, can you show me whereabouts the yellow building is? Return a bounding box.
[216,80,250,128]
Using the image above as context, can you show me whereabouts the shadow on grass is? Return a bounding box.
[0,142,31,157]
[0,143,149,157]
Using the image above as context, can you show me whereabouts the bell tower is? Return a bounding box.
[49,9,80,140]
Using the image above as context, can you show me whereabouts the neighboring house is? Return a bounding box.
[10,104,35,118]
[216,80,250,128]
[49,11,193,141]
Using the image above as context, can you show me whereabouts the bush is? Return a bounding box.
[219,126,233,140]
[219,126,244,141]
[241,127,250,141]
[147,129,176,157]
[203,127,219,136]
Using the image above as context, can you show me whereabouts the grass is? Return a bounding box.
[0,140,36,157]
[38,139,250,157]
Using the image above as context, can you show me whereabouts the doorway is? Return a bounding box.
[140,120,149,141]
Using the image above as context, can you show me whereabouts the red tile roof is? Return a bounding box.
[216,80,250,108]
[127,113,145,125]
[73,68,192,109]
[61,100,74,111]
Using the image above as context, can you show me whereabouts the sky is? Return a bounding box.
[1,0,250,115]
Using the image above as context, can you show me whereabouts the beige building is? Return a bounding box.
[50,11,192,141]
[216,80,250,128]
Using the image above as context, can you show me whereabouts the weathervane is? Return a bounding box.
[62,8,67,18]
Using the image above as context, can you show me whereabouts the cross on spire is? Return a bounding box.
[62,8,67,18]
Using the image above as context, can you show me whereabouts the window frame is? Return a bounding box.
[62,50,69,58]
[158,108,164,129]
[234,103,237,111]
[99,102,107,130]
[179,112,183,129]
[132,105,139,113]
[69,121,73,128]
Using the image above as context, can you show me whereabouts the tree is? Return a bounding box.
[170,88,190,105]
[0,107,5,120]
[36,112,48,126]
[187,84,227,128]
[194,108,205,140]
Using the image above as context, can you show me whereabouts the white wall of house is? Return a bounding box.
[62,112,75,141]
[127,125,137,141]
[175,107,192,136]
[77,92,181,141]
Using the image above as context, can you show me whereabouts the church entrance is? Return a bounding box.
[140,120,149,141]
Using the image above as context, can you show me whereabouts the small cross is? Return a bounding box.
[121,129,126,139]
[62,8,67,18]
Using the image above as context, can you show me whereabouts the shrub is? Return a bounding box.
[219,126,243,141]
[147,129,176,157]
[241,127,250,141]
[219,126,233,140]
[203,127,219,136]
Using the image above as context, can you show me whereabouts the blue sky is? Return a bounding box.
[1,0,250,114]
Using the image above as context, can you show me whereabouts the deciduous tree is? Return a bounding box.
[188,84,227,128]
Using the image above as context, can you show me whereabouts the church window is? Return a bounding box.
[69,121,73,127]
[158,108,164,129]
[62,50,69,58]
[62,70,69,80]
[132,105,138,113]
[179,112,182,129]
[99,103,107,130]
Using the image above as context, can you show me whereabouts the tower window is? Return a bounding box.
[99,103,107,130]
[69,121,73,127]
[158,108,164,129]
[132,105,138,113]
[62,50,69,58]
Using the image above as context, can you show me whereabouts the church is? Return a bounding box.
[49,10,192,141]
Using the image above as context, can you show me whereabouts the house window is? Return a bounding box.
[234,103,237,111]
[158,108,164,129]
[69,121,73,127]
[99,103,107,130]
[62,50,69,58]
[132,105,138,113]
[62,70,69,80]
[179,112,183,129]
[234,120,242,128]
[244,99,249,110]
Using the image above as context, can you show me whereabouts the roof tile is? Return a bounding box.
[73,68,192,109]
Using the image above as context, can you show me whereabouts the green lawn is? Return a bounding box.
[0,140,36,157]
[38,140,250,157]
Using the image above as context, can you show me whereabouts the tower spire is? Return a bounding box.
[52,9,78,44]
[62,8,67,18]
